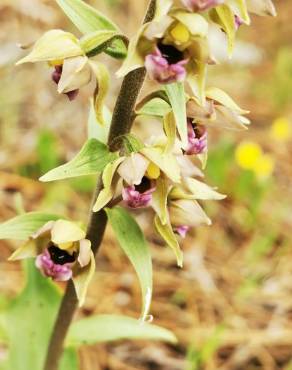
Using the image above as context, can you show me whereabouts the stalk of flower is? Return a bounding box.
[117,4,211,85]
[8,219,95,306]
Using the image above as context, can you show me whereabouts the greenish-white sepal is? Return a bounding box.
[56,0,127,59]
[73,251,96,306]
[164,82,188,149]
[92,157,124,212]
[89,60,110,126]
[66,314,177,346]
[141,147,181,183]
[197,150,208,169]
[16,30,83,64]
[246,0,276,16]
[152,178,171,225]
[172,11,209,37]
[154,215,183,267]
[187,61,207,105]
[154,0,173,21]
[206,87,249,114]
[163,112,176,154]
[40,139,117,182]
[105,207,153,321]
[210,5,236,57]
[170,199,212,227]
[184,178,226,200]
[87,99,111,143]
[227,0,250,25]
[0,212,59,240]
[57,56,91,94]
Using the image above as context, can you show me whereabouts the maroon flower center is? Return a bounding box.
[157,41,184,65]
[48,243,76,265]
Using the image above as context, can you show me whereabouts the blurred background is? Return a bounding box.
[0,0,291,369]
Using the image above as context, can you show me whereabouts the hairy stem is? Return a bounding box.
[43,1,156,370]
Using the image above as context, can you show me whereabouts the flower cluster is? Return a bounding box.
[9,0,276,304]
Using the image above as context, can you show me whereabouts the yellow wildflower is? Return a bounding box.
[235,141,262,170]
[270,117,291,141]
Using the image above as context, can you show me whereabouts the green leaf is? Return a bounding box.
[165,83,187,148]
[136,97,171,117]
[60,348,79,370]
[56,0,127,58]
[66,314,177,346]
[0,212,59,240]
[40,138,118,182]
[5,260,61,370]
[106,207,152,321]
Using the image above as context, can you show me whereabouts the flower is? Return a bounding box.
[186,86,250,130]
[17,30,93,100]
[182,0,224,12]
[235,141,262,170]
[117,6,210,85]
[145,47,187,84]
[9,219,95,305]
[93,147,181,212]
[185,120,207,155]
[270,117,291,142]
[235,141,274,180]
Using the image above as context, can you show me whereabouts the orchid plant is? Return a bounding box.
[0,0,276,369]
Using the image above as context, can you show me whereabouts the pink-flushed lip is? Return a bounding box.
[174,225,190,238]
[182,0,224,11]
[185,121,207,155]
[145,48,187,84]
[122,185,156,209]
[35,248,74,281]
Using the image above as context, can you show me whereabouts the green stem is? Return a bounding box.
[43,1,156,370]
